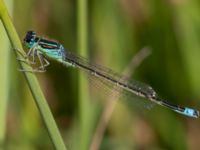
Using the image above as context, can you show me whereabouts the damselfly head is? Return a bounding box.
[24,31,37,48]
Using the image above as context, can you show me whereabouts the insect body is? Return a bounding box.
[20,31,199,118]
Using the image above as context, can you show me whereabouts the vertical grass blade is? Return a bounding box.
[77,0,91,149]
[0,0,67,149]
[173,1,200,96]
[0,0,12,146]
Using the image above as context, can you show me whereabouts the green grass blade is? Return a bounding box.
[0,0,12,145]
[0,0,67,149]
[77,0,91,149]
[173,1,200,96]
[0,23,9,148]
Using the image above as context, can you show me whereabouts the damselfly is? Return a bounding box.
[18,31,199,118]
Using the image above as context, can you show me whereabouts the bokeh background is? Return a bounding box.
[1,0,200,149]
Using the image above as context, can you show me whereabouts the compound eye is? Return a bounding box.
[24,31,36,43]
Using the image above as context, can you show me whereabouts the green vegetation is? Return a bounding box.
[0,0,200,149]
[0,0,66,149]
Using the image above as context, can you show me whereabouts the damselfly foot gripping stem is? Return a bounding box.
[14,46,50,72]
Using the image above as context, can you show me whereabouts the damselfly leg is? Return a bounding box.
[37,52,50,71]
[15,47,50,72]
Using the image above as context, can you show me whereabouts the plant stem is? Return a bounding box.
[0,0,12,145]
[0,0,67,149]
[77,0,91,149]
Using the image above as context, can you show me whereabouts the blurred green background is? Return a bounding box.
[1,0,200,149]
